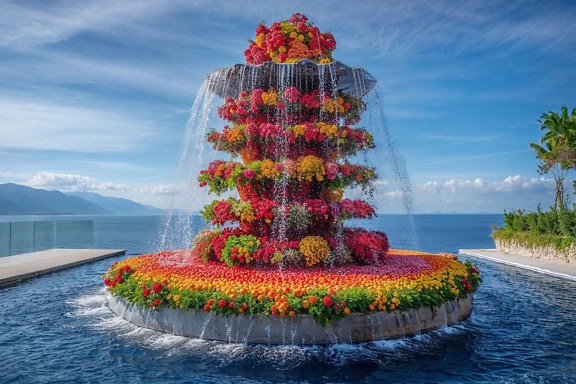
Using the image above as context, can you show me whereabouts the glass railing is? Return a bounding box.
[0,220,93,257]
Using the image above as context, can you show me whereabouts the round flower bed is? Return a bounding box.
[103,249,480,326]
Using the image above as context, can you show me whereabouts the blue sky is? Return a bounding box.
[1,0,575,213]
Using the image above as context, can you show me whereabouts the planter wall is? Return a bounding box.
[494,239,576,263]
[107,295,473,345]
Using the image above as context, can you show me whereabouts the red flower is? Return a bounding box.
[151,282,163,294]
[322,295,333,307]
[154,299,161,306]
[218,299,227,308]
[142,288,151,297]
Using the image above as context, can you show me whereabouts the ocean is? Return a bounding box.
[0,213,505,256]
[1,213,575,384]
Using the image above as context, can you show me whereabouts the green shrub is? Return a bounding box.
[495,207,576,254]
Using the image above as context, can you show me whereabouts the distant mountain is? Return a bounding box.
[0,183,164,215]
[0,183,110,215]
[67,192,164,215]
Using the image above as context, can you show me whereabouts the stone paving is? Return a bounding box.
[0,248,125,287]
[459,248,576,281]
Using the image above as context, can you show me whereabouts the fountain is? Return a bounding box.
[103,14,480,345]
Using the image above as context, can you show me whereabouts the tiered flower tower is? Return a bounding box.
[104,14,480,345]
[197,16,387,269]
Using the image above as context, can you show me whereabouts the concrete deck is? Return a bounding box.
[0,248,126,288]
[459,248,576,281]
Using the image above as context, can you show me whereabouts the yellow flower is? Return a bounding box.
[299,236,330,266]
[259,159,280,179]
[321,98,336,113]
[293,124,305,137]
[336,97,346,113]
[261,89,278,106]
[225,126,244,143]
[317,122,338,139]
[297,155,326,182]
[255,32,266,48]
[231,201,255,222]
[237,247,253,263]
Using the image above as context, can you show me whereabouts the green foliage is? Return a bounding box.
[500,207,576,237]
[334,287,374,312]
[220,234,260,266]
[495,206,576,258]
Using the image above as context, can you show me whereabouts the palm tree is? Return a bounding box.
[530,106,576,210]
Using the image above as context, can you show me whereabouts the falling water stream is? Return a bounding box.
[157,59,417,254]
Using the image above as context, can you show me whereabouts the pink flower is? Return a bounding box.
[283,87,301,103]
[251,89,265,106]
[325,162,339,180]
[245,124,258,136]
[242,169,256,180]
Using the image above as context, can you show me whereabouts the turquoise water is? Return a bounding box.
[1,214,575,383]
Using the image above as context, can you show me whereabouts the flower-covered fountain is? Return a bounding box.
[104,14,480,345]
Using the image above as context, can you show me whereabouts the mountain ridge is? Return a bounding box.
[0,183,164,215]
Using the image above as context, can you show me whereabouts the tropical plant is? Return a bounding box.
[530,106,576,209]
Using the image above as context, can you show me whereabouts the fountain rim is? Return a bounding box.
[107,294,473,345]
[205,58,377,99]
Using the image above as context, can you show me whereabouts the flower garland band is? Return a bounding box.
[103,250,481,325]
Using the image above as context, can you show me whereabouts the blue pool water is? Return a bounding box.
[1,214,575,383]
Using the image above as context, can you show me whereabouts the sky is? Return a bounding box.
[1,0,575,214]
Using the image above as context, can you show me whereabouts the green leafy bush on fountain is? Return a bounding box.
[103,13,481,326]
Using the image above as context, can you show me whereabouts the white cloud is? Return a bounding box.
[25,171,126,192]
[0,1,190,48]
[370,174,565,213]
[416,175,556,194]
[21,171,191,209]
[135,184,181,196]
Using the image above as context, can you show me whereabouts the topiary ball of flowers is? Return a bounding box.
[103,13,481,327]
[244,13,336,64]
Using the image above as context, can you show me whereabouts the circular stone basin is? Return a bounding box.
[103,249,478,345]
[107,295,472,345]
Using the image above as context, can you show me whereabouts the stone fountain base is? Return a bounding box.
[107,295,473,345]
